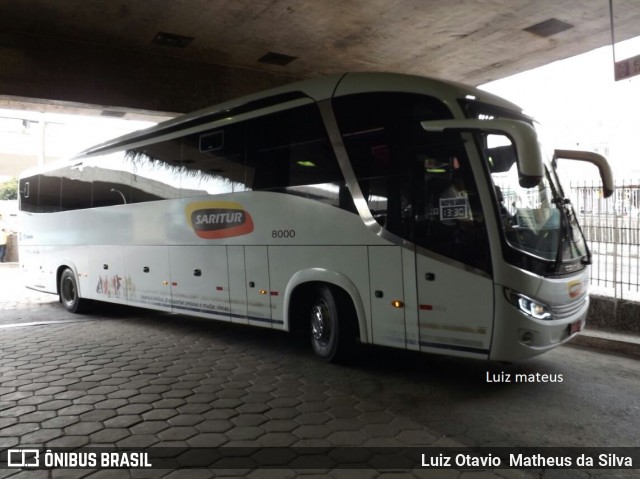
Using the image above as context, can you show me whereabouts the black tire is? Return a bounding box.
[309,285,355,363]
[59,268,89,313]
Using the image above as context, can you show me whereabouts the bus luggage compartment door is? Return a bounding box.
[168,245,230,321]
[124,245,172,312]
[87,245,126,305]
[368,246,407,349]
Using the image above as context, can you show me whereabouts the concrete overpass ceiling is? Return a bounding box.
[1,1,640,115]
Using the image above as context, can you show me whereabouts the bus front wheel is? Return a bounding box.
[59,268,89,314]
[309,285,355,363]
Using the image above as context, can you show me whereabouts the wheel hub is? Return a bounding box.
[62,277,76,306]
[311,303,329,342]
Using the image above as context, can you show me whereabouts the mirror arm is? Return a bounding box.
[553,149,614,198]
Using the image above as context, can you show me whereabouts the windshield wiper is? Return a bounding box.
[552,197,572,271]
[544,169,572,273]
[548,166,592,268]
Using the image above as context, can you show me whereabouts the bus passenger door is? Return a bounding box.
[414,144,494,358]
[368,246,407,349]
[244,246,273,327]
[168,246,230,321]
[124,245,172,312]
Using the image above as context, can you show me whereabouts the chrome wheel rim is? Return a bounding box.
[61,276,76,307]
[311,301,331,345]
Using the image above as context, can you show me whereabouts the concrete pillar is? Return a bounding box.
[3,234,18,263]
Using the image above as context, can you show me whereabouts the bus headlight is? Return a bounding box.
[505,289,552,320]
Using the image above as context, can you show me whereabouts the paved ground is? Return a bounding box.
[0,264,638,479]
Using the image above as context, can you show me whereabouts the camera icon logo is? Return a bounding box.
[7,449,40,467]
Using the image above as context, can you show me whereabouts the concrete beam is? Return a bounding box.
[0,34,302,114]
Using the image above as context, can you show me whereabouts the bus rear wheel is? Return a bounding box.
[59,268,89,313]
[309,285,355,363]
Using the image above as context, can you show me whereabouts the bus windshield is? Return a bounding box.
[483,133,589,268]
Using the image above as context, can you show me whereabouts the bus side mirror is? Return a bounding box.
[421,119,543,188]
[552,149,614,198]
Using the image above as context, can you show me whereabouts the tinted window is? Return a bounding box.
[60,165,92,210]
[21,103,351,212]
[124,105,345,205]
[61,178,92,210]
[37,175,61,212]
[127,140,183,202]
[246,104,349,209]
[77,153,131,207]
[334,92,490,272]
[180,122,246,196]
[19,177,38,212]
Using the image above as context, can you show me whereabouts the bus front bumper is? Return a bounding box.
[489,290,589,362]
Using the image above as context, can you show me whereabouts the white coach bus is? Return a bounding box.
[18,72,613,362]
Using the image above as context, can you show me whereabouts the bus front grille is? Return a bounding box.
[552,294,588,320]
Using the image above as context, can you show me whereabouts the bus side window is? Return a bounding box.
[79,153,134,207]
[125,141,183,202]
[180,122,247,196]
[60,165,92,211]
[334,92,491,272]
[61,178,92,210]
[37,175,61,213]
[334,92,446,238]
[92,181,131,207]
[246,104,348,209]
[20,177,38,212]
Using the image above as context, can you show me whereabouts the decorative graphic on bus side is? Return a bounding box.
[185,201,254,239]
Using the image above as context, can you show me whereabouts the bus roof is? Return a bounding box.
[75,71,524,159]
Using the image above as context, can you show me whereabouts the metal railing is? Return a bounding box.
[569,180,640,301]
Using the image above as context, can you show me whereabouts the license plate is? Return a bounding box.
[570,320,582,334]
